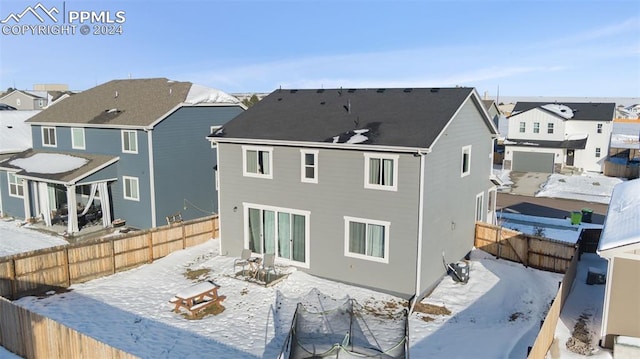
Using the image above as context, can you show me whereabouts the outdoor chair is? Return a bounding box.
[233,249,252,275]
[261,253,277,282]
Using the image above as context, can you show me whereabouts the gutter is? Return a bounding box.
[410,150,428,314]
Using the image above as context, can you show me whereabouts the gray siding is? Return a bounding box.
[218,144,421,297]
[0,171,25,218]
[1,92,44,110]
[420,99,494,295]
[152,106,243,225]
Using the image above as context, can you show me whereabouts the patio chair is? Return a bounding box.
[261,253,277,282]
[233,249,252,276]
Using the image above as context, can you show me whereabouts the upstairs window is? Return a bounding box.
[123,176,140,201]
[122,130,138,154]
[597,123,603,134]
[71,128,85,150]
[42,127,57,147]
[595,147,601,158]
[7,173,24,198]
[243,146,272,179]
[461,145,472,177]
[533,122,540,134]
[519,122,526,133]
[364,153,398,191]
[300,149,318,183]
[547,123,554,134]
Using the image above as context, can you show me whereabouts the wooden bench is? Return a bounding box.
[171,281,223,316]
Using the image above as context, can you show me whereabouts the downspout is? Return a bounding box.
[410,150,428,314]
[147,129,157,227]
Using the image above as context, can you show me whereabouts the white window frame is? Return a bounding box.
[121,130,138,154]
[533,122,540,134]
[519,122,526,133]
[547,123,554,134]
[71,127,85,150]
[7,172,24,198]
[364,153,398,191]
[210,125,222,148]
[595,147,601,158]
[597,123,603,134]
[300,149,318,183]
[242,145,273,179]
[122,176,140,201]
[475,192,485,222]
[41,126,57,147]
[344,216,390,264]
[461,145,472,177]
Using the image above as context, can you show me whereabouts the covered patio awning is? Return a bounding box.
[0,149,119,234]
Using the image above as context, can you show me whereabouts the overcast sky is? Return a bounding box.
[1,0,639,97]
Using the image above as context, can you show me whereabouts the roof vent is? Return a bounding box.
[290,90,298,93]
[430,88,440,93]
[277,98,283,101]
[317,89,325,93]
[347,89,356,93]
[403,88,413,93]
[376,89,385,93]
[114,91,118,98]
[320,101,326,105]
[106,108,120,114]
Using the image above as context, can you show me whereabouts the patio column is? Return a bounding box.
[98,182,112,227]
[38,182,52,226]
[66,184,79,234]
[22,179,31,221]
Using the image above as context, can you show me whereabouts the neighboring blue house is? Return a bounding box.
[0,78,244,234]
[210,87,499,298]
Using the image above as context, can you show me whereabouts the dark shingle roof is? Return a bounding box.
[505,138,588,149]
[213,87,484,149]
[512,102,615,121]
[26,78,193,127]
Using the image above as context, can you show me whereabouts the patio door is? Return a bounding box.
[245,204,309,266]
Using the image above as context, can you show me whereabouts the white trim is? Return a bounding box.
[7,172,24,198]
[475,191,485,222]
[242,202,311,269]
[214,137,432,154]
[71,127,86,150]
[300,149,318,184]
[41,126,57,147]
[242,145,273,179]
[343,215,390,264]
[599,258,613,345]
[216,147,222,255]
[363,153,399,191]
[413,151,427,308]
[461,145,472,177]
[122,176,140,201]
[121,130,138,154]
[210,125,222,148]
[147,130,157,227]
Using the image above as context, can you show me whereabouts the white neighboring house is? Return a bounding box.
[504,102,615,173]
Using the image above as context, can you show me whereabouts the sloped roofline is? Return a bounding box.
[0,89,44,100]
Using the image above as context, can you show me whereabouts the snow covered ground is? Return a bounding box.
[536,173,623,204]
[0,218,68,257]
[1,232,562,358]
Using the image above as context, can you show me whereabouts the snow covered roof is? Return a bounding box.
[541,104,574,119]
[598,178,640,253]
[0,110,37,154]
[26,78,240,128]
[512,102,615,121]
[0,150,118,185]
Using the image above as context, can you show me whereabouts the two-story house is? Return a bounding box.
[0,78,244,234]
[0,90,48,110]
[210,87,498,298]
[503,102,615,173]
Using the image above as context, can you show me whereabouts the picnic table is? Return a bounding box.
[171,281,222,316]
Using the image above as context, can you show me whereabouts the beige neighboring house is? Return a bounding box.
[597,178,640,351]
[0,90,47,110]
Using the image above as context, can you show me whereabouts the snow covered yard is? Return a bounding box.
[535,173,623,204]
[5,238,563,358]
[0,218,68,257]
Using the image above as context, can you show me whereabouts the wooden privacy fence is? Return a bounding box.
[0,296,137,359]
[474,222,577,273]
[0,215,218,299]
[527,246,580,358]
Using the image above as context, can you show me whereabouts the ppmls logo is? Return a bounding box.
[1,2,126,36]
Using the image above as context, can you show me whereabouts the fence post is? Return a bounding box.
[111,239,116,274]
[148,231,153,263]
[496,225,502,259]
[182,222,187,249]
[10,258,17,300]
[63,247,71,287]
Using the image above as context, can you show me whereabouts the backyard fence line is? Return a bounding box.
[474,222,577,273]
[527,246,580,359]
[0,296,138,359]
[0,215,219,300]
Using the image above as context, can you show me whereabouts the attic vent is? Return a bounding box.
[320,101,326,105]
[430,88,440,93]
[106,108,120,114]
[403,88,413,93]
[317,89,325,93]
[277,98,283,101]
[347,89,356,93]
[376,89,385,93]
[290,90,298,93]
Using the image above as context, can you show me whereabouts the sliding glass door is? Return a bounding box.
[245,204,309,266]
